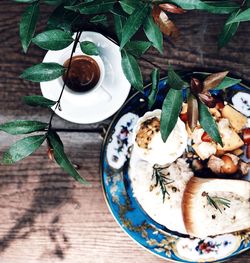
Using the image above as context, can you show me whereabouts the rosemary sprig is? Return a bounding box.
[152,164,174,202]
[202,191,231,213]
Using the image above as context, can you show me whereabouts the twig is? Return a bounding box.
[202,191,231,213]
[152,164,174,202]
[47,31,82,133]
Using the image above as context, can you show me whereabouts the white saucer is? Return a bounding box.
[40,31,131,124]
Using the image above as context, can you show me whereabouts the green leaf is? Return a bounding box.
[166,0,239,13]
[14,0,37,2]
[32,29,74,50]
[148,68,160,109]
[213,76,241,90]
[164,0,207,9]
[121,50,143,91]
[48,130,64,149]
[143,15,163,54]
[90,14,108,27]
[218,10,240,49]
[110,4,128,17]
[47,5,80,32]
[65,0,116,14]
[113,14,127,43]
[20,62,65,82]
[48,131,89,185]
[80,41,99,55]
[160,88,183,142]
[23,95,57,107]
[120,4,149,49]
[19,2,39,53]
[2,135,45,164]
[124,41,151,58]
[43,0,64,5]
[199,101,223,146]
[168,65,187,90]
[203,1,239,14]
[119,0,137,14]
[226,8,250,24]
[0,120,47,135]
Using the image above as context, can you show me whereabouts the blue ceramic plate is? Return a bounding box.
[101,73,250,262]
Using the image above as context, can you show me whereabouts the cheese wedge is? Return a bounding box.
[182,177,250,238]
[221,105,247,132]
[192,142,217,160]
[217,118,244,151]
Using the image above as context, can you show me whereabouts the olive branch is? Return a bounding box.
[0,0,247,183]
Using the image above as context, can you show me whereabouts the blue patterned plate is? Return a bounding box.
[101,74,250,262]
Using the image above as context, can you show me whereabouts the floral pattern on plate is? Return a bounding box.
[101,75,250,262]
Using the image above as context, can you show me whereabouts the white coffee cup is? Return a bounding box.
[57,46,105,104]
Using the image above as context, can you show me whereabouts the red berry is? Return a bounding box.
[201,132,212,142]
[180,112,188,122]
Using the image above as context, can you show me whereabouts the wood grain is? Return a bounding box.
[0,1,250,262]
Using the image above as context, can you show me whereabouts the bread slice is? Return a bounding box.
[182,177,250,238]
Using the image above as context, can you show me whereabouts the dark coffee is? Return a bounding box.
[63,55,100,93]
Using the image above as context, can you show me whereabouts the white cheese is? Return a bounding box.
[129,152,194,234]
[133,109,188,165]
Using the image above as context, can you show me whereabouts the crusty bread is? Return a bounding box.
[182,177,250,238]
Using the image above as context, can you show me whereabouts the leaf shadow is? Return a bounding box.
[0,173,73,259]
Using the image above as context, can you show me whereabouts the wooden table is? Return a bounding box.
[0,1,249,262]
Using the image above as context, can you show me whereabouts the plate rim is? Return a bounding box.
[100,73,250,262]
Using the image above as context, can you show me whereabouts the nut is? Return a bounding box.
[220,155,238,174]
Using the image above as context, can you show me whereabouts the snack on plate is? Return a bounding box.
[133,109,188,165]
[129,86,250,239]
[184,100,249,173]
[221,105,248,132]
[182,177,250,238]
[217,118,244,151]
[129,154,193,234]
[192,142,217,160]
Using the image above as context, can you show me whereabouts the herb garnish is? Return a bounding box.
[152,164,174,202]
[202,191,231,213]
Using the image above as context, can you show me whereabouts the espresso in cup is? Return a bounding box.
[63,55,100,93]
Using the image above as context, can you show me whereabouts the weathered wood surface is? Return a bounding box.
[0,1,250,262]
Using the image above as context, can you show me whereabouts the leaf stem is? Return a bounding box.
[152,164,174,202]
[47,31,82,133]
[241,0,246,8]
[202,191,231,213]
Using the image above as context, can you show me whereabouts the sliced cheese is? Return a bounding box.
[217,118,244,151]
[221,105,247,132]
[192,142,217,160]
[129,151,194,234]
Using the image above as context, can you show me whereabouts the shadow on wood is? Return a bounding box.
[0,173,72,259]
